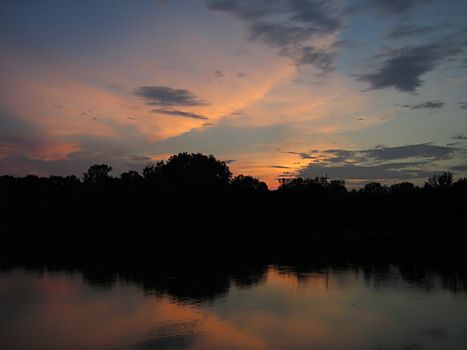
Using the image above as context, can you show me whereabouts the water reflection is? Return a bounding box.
[1,261,467,350]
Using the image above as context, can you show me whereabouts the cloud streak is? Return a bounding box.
[386,24,442,40]
[153,109,209,120]
[205,0,343,69]
[296,143,459,163]
[361,143,456,161]
[358,43,462,92]
[402,100,445,110]
[299,162,431,180]
[290,142,464,182]
[368,0,431,15]
[135,86,208,106]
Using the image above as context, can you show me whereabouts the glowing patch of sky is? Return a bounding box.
[1,0,466,187]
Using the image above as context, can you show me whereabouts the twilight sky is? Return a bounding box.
[1,0,467,187]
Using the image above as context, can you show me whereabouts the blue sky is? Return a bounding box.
[1,0,466,186]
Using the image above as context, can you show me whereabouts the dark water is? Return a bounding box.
[1,262,467,350]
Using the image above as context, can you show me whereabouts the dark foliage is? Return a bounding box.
[0,154,466,259]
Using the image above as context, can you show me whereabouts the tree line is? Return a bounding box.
[1,152,466,256]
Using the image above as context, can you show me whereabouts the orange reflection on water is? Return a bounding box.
[0,271,266,350]
[1,265,467,350]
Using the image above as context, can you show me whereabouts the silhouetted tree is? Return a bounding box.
[142,161,165,182]
[278,176,346,196]
[278,177,325,192]
[231,175,268,192]
[278,177,305,191]
[453,177,467,190]
[328,179,347,195]
[426,172,453,189]
[120,170,143,183]
[158,152,232,190]
[83,164,113,184]
[362,182,387,195]
[390,182,416,194]
[1,152,466,256]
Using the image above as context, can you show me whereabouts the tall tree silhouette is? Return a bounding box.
[426,172,453,189]
[153,152,232,191]
[83,164,113,184]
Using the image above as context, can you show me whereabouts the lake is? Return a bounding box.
[1,260,467,350]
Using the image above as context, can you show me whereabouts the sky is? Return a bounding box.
[1,0,467,187]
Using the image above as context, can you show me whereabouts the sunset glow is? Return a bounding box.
[1,0,467,187]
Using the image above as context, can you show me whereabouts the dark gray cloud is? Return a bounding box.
[286,151,316,159]
[294,46,335,70]
[206,0,341,32]
[299,161,431,180]
[387,24,441,39]
[249,22,333,48]
[346,0,440,18]
[323,149,357,163]
[362,143,456,161]
[451,164,467,171]
[134,86,207,106]
[452,135,467,140]
[358,43,462,92]
[402,100,445,110]
[459,101,467,109]
[369,0,430,15]
[129,154,152,162]
[205,0,343,69]
[289,143,458,164]
[206,0,277,19]
[294,142,464,181]
[271,165,291,169]
[152,109,209,120]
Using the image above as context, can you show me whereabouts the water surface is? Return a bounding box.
[1,262,467,350]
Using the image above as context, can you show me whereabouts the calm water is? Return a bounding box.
[1,262,467,350]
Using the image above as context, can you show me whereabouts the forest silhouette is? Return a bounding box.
[1,152,466,259]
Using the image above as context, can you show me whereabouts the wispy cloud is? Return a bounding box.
[292,142,464,181]
[360,143,457,161]
[451,164,467,171]
[386,24,443,39]
[368,0,432,15]
[402,100,445,110]
[358,43,462,92]
[271,165,291,169]
[129,154,152,162]
[153,109,209,120]
[205,0,343,70]
[285,151,317,159]
[299,161,431,180]
[135,86,208,106]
